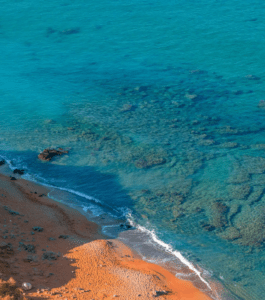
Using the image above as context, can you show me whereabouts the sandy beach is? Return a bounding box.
[0,173,215,300]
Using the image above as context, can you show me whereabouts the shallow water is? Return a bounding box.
[1,0,265,298]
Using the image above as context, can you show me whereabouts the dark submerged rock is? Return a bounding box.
[229,184,251,200]
[120,104,137,112]
[134,156,166,169]
[201,223,216,232]
[258,100,265,108]
[46,27,57,37]
[134,159,148,169]
[0,160,5,166]
[135,86,149,92]
[210,201,229,229]
[38,148,69,161]
[60,28,80,35]
[245,74,260,80]
[219,227,242,241]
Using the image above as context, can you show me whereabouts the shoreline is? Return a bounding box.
[0,172,218,299]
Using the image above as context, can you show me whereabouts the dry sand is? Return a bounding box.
[0,173,217,299]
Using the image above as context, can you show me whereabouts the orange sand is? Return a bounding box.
[0,174,215,299]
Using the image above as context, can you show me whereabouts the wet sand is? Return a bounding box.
[0,173,215,299]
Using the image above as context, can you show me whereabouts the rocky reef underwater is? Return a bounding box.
[1,67,265,299]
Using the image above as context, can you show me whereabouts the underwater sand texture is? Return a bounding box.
[1,0,265,298]
[1,71,265,299]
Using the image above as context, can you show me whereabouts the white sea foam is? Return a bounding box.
[0,155,119,215]
[0,154,211,292]
[0,155,14,170]
[82,204,104,216]
[47,185,101,203]
[127,213,212,290]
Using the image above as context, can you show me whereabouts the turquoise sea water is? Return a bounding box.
[1,0,265,298]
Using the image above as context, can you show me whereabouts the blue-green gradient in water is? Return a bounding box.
[1,0,265,299]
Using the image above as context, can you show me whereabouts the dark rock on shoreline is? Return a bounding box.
[32,226,44,232]
[0,242,13,255]
[154,290,170,297]
[24,255,38,262]
[19,242,36,253]
[3,206,20,216]
[38,148,69,161]
[58,235,68,239]
[120,224,133,230]
[13,169,25,175]
[10,177,16,181]
[42,251,59,261]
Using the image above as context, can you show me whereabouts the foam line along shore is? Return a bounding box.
[0,155,220,299]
